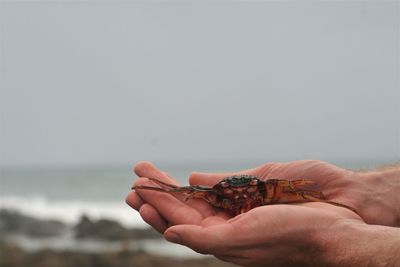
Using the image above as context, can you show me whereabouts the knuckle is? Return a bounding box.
[256,162,280,178]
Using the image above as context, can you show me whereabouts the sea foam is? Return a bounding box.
[0,195,146,228]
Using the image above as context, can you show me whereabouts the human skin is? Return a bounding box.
[126,160,400,267]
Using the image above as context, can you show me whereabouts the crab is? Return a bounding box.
[132,175,357,215]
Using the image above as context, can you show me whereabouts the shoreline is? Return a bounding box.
[0,242,236,267]
[0,208,197,257]
[0,208,236,267]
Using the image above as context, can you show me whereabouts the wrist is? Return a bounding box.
[357,167,400,227]
[321,220,400,267]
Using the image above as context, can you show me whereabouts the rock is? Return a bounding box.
[74,215,160,241]
[0,209,68,237]
[0,242,237,267]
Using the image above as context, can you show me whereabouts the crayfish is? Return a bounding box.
[132,175,357,215]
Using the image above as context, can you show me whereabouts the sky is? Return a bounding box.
[1,1,399,168]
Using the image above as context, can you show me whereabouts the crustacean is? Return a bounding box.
[132,175,357,215]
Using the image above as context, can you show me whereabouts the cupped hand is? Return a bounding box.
[125,161,366,267]
[126,160,400,266]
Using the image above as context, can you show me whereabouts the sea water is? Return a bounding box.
[0,164,196,228]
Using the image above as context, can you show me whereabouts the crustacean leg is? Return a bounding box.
[132,177,215,202]
[133,177,179,189]
[271,179,357,214]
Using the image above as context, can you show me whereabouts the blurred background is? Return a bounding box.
[1,1,399,267]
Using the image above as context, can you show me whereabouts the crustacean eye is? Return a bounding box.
[220,181,229,187]
[249,179,258,186]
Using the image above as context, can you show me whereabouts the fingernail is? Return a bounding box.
[165,231,182,244]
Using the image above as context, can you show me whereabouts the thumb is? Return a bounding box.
[189,171,238,186]
[189,163,277,186]
[189,169,258,187]
[164,224,230,255]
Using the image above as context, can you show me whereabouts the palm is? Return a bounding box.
[253,160,358,209]
[163,197,362,267]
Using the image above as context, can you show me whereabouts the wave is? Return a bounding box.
[0,195,146,228]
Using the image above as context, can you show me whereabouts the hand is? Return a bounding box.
[189,160,399,227]
[126,161,400,267]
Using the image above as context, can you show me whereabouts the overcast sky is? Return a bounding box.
[1,1,399,168]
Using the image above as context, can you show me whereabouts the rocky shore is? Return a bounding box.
[0,209,236,267]
[0,242,235,267]
[0,209,159,240]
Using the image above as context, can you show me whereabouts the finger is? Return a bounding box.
[125,191,145,211]
[134,161,180,186]
[133,162,221,217]
[189,165,262,186]
[134,177,205,225]
[189,172,234,186]
[139,203,168,233]
[134,162,216,220]
[133,168,217,220]
[164,223,234,255]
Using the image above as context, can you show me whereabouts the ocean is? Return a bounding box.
[1,165,142,228]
